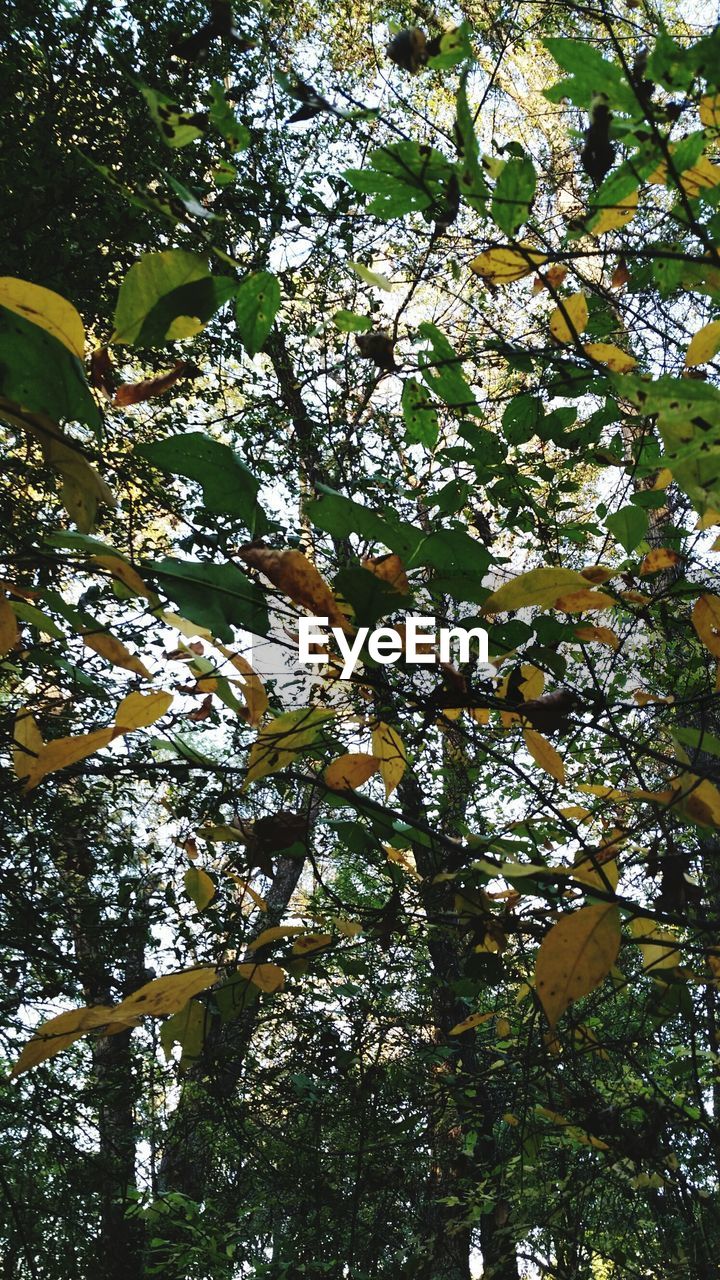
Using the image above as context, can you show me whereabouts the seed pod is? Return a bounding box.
[386,27,428,73]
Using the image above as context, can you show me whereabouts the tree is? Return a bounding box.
[3,0,720,1277]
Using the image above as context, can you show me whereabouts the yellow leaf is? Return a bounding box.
[92,554,154,600]
[692,594,720,657]
[361,553,409,595]
[558,805,592,821]
[244,707,334,786]
[227,876,268,912]
[482,567,591,614]
[324,752,379,790]
[23,727,116,791]
[700,93,720,129]
[638,548,682,575]
[570,853,619,892]
[630,917,680,973]
[385,844,420,878]
[549,293,588,344]
[0,594,19,656]
[470,244,548,284]
[235,962,285,992]
[371,721,407,796]
[672,773,720,826]
[583,343,637,372]
[184,866,216,912]
[535,904,621,1029]
[11,1005,116,1078]
[503,1112,519,1125]
[12,710,43,782]
[112,967,218,1020]
[114,689,173,730]
[653,468,673,490]
[0,277,85,358]
[519,664,545,700]
[159,609,213,641]
[523,728,565,783]
[574,625,619,651]
[686,320,720,368]
[496,1016,511,1038]
[239,545,351,632]
[334,917,363,937]
[247,925,307,952]
[553,590,613,613]
[590,188,638,236]
[82,630,151,678]
[449,1011,494,1035]
[292,933,332,955]
[217,647,268,725]
[580,565,614,583]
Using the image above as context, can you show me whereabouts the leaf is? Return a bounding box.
[239,545,350,632]
[402,378,439,446]
[244,708,334,786]
[686,320,720,368]
[347,261,394,292]
[139,83,206,148]
[554,590,613,613]
[0,594,19,656]
[343,141,454,220]
[481,567,597,614]
[12,710,44,783]
[10,1005,118,1077]
[371,721,407,796]
[0,278,85,358]
[333,310,372,332]
[535,904,621,1028]
[700,93,720,129]
[549,293,589,344]
[149,558,270,641]
[583,343,637,372]
[160,998,206,1067]
[0,309,100,431]
[574,624,620,650]
[605,505,648,552]
[469,244,548,284]
[114,361,191,406]
[630,917,680,973]
[136,432,266,534]
[324,752,380,790]
[114,690,173,730]
[113,967,218,1020]
[491,156,536,235]
[23,727,116,791]
[589,189,638,236]
[417,323,478,413]
[81,631,151,678]
[111,250,235,345]
[523,728,565,782]
[639,548,681,575]
[235,272,281,357]
[247,926,307,952]
[184,866,216,911]
[217,647,268,724]
[292,933,332,955]
[235,962,285,992]
[449,1011,494,1035]
[693,594,720,657]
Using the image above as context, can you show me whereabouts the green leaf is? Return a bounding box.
[139,83,206,148]
[454,75,487,212]
[0,306,100,430]
[342,141,454,220]
[148,558,270,640]
[492,156,536,235]
[332,310,373,333]
[111,251,234,345]
[334,567,411,627]
[347,261,394,292]
[184,867,216,912]
[426,22,474,70]
[543,37,639,113]
[235,272,281,357]
[605,504,648,552]
[673,726,720,758]
[402,378,439,446]
[135,432,267,535]
[208,81,250,151]
[417,322,479,414]
[502,394,544,445]
[617,373,720,514]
